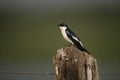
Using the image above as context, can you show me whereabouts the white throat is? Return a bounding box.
[59,26,67,31]
[59,26,74,44]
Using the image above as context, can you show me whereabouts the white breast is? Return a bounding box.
[60,27,74,44]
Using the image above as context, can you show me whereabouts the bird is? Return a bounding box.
[58,23,90,54]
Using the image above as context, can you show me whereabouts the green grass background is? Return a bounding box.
[0,1,120,78]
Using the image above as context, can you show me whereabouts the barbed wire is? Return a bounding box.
[0,72,120,77]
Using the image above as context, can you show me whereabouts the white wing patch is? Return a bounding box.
[72,36,84,46]
[72,36,79,42]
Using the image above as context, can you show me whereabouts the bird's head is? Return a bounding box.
[57,23,68,31]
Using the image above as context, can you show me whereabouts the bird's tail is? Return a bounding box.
[75,43,90,54]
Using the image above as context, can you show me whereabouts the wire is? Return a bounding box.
[0,72,54,75]
[0,72,120,77]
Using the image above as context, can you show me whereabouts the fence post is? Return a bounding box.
[53,45,99,80]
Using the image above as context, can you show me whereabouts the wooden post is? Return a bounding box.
[53,45,99,80]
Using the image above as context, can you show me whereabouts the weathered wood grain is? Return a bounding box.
[53,45,99,80]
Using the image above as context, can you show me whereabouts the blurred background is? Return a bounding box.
[0,0,120,80]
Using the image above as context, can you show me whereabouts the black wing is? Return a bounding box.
[65,28,82,46]
[65,29,90,54]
